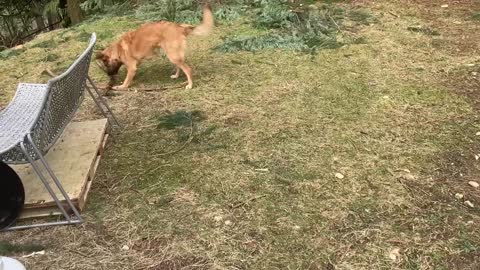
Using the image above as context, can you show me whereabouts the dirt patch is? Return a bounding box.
[433,150,480,210]
[410,0,480,55]
[443,250,480,270]
[412,0,479,16]
[134,237,170,251]
[444,65,480,110]
[410,0,480,211]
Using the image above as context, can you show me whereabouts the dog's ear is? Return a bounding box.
[95,51,104,60]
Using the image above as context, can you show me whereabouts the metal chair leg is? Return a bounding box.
[19,141,71,221]
[3,219,82,231]
[27,134,83,221]
[85,85,110,119]
[86,76,122,128]
[85,86,115,136]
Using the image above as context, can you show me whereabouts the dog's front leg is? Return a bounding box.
[113,64,137,91]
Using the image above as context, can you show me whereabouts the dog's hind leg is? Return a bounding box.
[176,63,193,89]
[170,67,180,79]
[164,40,193,89]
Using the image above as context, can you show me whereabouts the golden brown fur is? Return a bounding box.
[96,4,214,90]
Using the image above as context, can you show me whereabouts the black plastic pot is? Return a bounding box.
[0,161,25,230]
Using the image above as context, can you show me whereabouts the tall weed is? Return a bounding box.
[216,2,345,54]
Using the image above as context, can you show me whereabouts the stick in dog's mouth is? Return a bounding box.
[108,76,116,88]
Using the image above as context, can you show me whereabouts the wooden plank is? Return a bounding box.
[11,118,108,219]
[76,133,109,211]
[75,130,108,212]
[78,153,100,211]
[17,207,62,220]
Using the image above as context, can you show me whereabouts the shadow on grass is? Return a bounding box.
[0,241,45,256]
[156,110,206,130]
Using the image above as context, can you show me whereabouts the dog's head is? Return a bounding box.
[95,49,123,76]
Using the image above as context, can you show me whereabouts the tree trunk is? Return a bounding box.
[32,1,46,31]
[34,16,46,31]
[66,0,84,25]
[47,13,55,31]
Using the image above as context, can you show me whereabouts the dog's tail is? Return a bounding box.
[183,3,214,36]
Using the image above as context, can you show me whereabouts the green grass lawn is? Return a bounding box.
[1,1,480,269]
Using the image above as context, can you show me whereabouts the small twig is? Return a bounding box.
[346,137,358,152]
[147,163,172,175]
[42,68,57,77]
[97,84,184,93]
[388,11,400,18]
[67,248,90,258]
[254,60,277,67]
[328,12,341,32]
[396,178,415,197]
[230,195,267,209]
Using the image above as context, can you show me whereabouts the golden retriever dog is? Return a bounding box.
[96,3,214,90]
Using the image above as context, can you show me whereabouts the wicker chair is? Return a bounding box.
[0,33,119,230]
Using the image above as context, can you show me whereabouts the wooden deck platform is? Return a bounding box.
[11,118,109,219]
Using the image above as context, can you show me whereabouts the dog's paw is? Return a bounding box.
[185,84,193,90]
[112,85,128,91]
[170,74,179,79]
